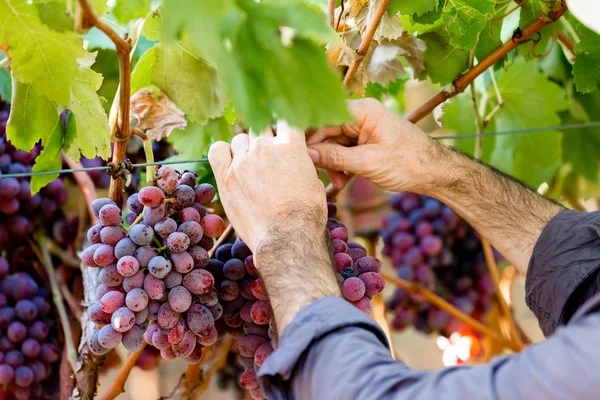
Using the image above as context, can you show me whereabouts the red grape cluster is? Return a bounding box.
[0,102,69,246]
[83,166,226,361]
[381,193,494,336]
[0,258,60,400]
[208,202,385,400]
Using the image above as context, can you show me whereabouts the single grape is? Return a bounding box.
[144,275,166,300]
[112,307,136,332]
[122,325,144,352]
[172,330,196,358]
[144,324,160,345]
[334,253,353,271]
[194,183,215,205]
[188,246,209,268]
[99,204,122,226]
[28,361,46,383]
[7,321,27,343]
[28,321,49,341]
[330,227,348,242]
[160,347,176,360]
[195,289,219,307]
[115,238,137,258]
[332,239,348,254]
[168,317,186,344]
[342,277,365,302]
[183,269,215,295]
[171,252,194,274]
[250,301,270,325]
[196,325,218,346]
[97,325,122,349]
[148,256,172,279]
[250,280,266,301]
[240,369,259,390]
[347,248,367,262]
[0,364,15,384]
[127,193,144,214]
[200,215,225,238]
[117,255,140,277]
[355,256,382,274]
[100,291,125,314]
[21,338,40,358]
[215,243,232,262]
[143,204,166,227]
[178,171,197,187]
[100,226,127,246]
[123,270,145,292]
[148,300,161,320]
[218,280,239,301]
[340,267,358,280]
[15,299,37,321]
[125,288,149,312]
[129,224,154,246]
[156,166,179,194]
[134,246,159,268]
[152,330,171,350]
[81,244,102,267]
[186,304,214,336]
[359,272,385,297]
[135,307,149,325]
[208,303,223,321]
[87,224,104,244]
[155,218,177,239]
[14,365,34,387]
[5,350,24,367]
[237,335,267,358]
[168,286,192,313]
[178,221,203,245]
[245,255,258,278]
[223,259,246,281]
[171,185,195,211]
[158,303,180,330]
[138,186,165,208]
[180,207,200,223]
[351,297,372,314]
[254,342,274,369]
[99,264,124,287]
[93,244,117,267]
[198,235,214,251]
[164,271,183,289]
[126,212,138,225]
[240,280,257,301]
[91,198,116,218]
[167,232,190,253]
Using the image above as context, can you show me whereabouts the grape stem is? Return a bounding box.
[47,238,81,269]
[32,235,79,373]
[97,343,147,400]
[125,210,145,232]
[380,272,518,351]
[143,139,157,186]
[191,337,234,400]
[208,224,235,259]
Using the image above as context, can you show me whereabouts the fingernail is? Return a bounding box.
[308,148,320,164]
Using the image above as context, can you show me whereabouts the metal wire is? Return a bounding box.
[0,120,598,179]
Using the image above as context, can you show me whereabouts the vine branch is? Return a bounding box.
[342,0,391,87]
[97,343,147,400]
[558,31,577,54]
[405,1,568,123]
[381,272,517,350]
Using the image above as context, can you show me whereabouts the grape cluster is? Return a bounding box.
[0,258,60,400]
[381,193,494,336]
[206,203,385,400]
[0,103,69,245]
[84,166,227,362]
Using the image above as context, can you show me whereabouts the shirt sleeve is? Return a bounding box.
[258,296,600,400]
[526,209,600,336]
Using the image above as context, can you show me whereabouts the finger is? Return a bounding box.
[307,142,364,174]
[249,127,274,142]
[208,141,232,182]
[276,120,305,144]
[325,168,349,191]
[230,134,249,158]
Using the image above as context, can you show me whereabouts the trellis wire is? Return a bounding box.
[1,121,599,179]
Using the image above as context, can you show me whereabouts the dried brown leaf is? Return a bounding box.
[130,89,187,142]
[348,0,369,17]
[355,0,403,43]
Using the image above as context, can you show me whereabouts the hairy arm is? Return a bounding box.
[307,98,563,273]
[423,145,563,273]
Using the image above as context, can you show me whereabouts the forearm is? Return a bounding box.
[421,143,563,273]
[254,221,341,336]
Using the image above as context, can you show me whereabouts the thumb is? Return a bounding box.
[307,143,364,174]
[208,141,232,183]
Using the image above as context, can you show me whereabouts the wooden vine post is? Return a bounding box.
[73,0,134,398]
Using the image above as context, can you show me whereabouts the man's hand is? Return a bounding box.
[307,98,443,193]
[208,121,327,253]
[308,98,562,273]
[208,121,341,334]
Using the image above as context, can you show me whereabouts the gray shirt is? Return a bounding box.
[258,210,600,399]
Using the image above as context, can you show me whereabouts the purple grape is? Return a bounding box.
[148,256,172,279]
[130,224,154,246]
[194,183,215,205]
[91,198,116,218]
[155,217,177,239]
[127,194,144,214]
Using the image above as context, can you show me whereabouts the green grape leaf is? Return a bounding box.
[487,59,568,188]
[6,78,59,152]
[113,0,151,24]
[442,0,495,50]
[35,0,73,32]
[561,90,600,182]
[64,66,111,160]
[412,0,444,25]
[142,12,162,41]
[166,117,232,173]
[0,0,87,106]
[163,0,350,131]
[573,21,600,93]
[475,0,511,63]
[31,119,64,193]
[420,32,469,85]
[389,0,438,16]
[0,68,11,102]
[90,0,108,16]
[152,42,225,125]
[440,92,495,160]
[131,46,157,93]
[91,49,120,112]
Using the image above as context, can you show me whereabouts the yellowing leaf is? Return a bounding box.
[0,0,87,105]
[355,1,404,43]
[130,88,187,141]
[349,0,369,17]
[113,0,151,24]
